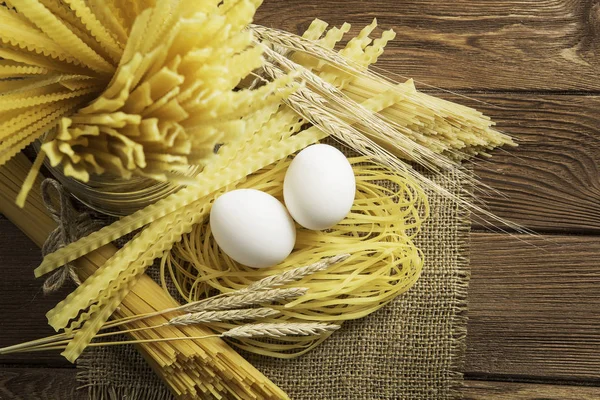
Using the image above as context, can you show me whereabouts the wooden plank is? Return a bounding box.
[2,369,599,400]
[466,233,600,381]
[459,94,600,234]
[256,0,600,91]
[463,380,600,400]
[0,220,73,367]
[0,367,85,400]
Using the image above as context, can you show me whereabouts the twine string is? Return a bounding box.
[41,179,104,294]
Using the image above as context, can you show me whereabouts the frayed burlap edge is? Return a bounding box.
[448,169,472,399]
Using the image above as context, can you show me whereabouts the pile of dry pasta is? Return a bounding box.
[0,0,516,399]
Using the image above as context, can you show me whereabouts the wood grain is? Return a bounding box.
[256,0,600,91]
[0,220,72,367]
[463,380,600,399]
[0,367,85,400]
[3,368,600,400]
[466,233,600,381]
[458,94,600,233]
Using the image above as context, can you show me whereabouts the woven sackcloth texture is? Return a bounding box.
[75,157,472,400]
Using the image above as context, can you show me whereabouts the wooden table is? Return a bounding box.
[1,1,599,399]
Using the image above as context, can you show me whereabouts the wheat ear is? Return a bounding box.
[262,63,494,220]
[241,254,350,292]
[169,308,280,326]
[2,323,342,352]
[182,288,308,313]
[222,323,341,338]
[261,45,466,174]
[262,62,415,175]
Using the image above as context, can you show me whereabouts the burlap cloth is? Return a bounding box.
[76,167,471,400]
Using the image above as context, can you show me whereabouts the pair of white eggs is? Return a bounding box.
[210,144,356,268]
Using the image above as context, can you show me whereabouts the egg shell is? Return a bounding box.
[210,189,296,268]
[284,144,356,230]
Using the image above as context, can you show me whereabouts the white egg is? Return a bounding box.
[284,144,356,230]
[210,189,296,268]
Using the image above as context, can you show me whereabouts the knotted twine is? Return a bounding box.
[40,179,105,294]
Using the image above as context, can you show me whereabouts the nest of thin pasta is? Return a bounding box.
[162,155,429,358]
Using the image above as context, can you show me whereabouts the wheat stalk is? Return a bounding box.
[255,30,518,214]
[262,62,403,163]
[262,54,476,188]
[1,322,342,352]
[241,254,350,292]
[222,323,340,338]
[255,28,504,199]
[263,62,415,174]
[48,287,309,336]
[181,288,308,313]
[261,45,462,173]
[283,84,526,231]
[169,308,280,326]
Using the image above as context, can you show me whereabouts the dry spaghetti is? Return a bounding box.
[162,155,429,358]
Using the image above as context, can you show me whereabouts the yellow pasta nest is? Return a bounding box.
[162,155,429,357]
[0,0,296,201]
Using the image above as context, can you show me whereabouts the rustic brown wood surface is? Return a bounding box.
[256,0,600,91]
[463,380,600,400]
[451,94,600,234]
[467,234,600,381]
[2,0,600,399]
[0,368,85,400]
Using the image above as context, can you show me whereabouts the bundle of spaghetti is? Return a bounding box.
[0,0,297,204]
[343,75,513,160]
[0,153,290,400]
[162,155,428,358]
